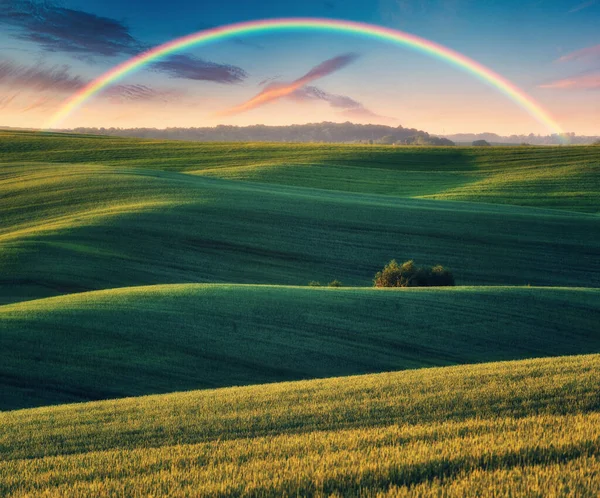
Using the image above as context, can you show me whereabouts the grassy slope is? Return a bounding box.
[201,145,600,213]
[2,131,599,212]
[1,284,599,410]
[2,161,599,305]
[1,354,599,496]
[1,132,599,494]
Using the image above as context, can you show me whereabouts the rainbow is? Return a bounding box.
[44,18,565,138]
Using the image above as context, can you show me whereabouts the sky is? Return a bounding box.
[0,0,598,135]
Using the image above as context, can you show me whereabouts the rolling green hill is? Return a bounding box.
[1,354,599,496]
[1,130,599,495]
[1,130,599,212]
[1,131,599,412]
[1,160,599,305]
[1,284,599,410]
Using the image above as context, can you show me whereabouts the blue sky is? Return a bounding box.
[0,0,598,134]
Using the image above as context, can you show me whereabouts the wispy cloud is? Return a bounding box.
[557,44,600,62]
[104,84,184,103]
[292,85,393,122]
[151,54,247,84]
[0,92,19,109]
[217,53,359,116]
[0,60,85,92]
[0,0,142,57]
[0,1,248,83]
[539,72,600,90]
[0,59,184,112]
[291,85,363,109]
[258,75,283,87]
[21,96,55,112]
[568,0,598,13]
[301,54,359,81]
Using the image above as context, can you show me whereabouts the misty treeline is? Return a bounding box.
[67,123,599,145]
[69,122,455,145]
[446,131,598,145]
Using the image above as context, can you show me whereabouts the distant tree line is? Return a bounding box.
[63,124,599,145]
[68,122,456,145]
[446,131,599,145]
[380,134,455,146]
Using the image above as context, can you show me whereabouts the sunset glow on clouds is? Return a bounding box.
[540,41,600,94]
[539,73,600,90]
[0,0,598,135]
[217,53,359,116]
[556,44,600,62]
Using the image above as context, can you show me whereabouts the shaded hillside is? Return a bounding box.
[1,284,599,410]
[2,162,599,305]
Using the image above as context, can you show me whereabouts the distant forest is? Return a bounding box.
[68,122,456,145]
[37,122,599,145]
[444,132,598,145]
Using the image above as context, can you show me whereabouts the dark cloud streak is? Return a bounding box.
[292,86,362,109]
[151,54,247,83]
[104,84,185,103]
[258,75,283,86]
[302,53,359,81]
[0,0,142,56]
[291,85,390,122]
[0,0,249,83]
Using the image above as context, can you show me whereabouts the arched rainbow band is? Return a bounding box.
[44,17,565,138]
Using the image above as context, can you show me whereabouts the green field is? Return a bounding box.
[1,354,599,496]
[1,133,599,305]
[2,130,599,211]
[1,131,599,495]
[2,284,599,410]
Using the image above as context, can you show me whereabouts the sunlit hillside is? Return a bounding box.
[1,354,598,496]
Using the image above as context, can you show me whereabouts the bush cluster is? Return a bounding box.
[308,280,343,287]
[373,260,455,287]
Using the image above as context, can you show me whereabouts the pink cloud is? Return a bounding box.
[539,73,600,90]
[216,53,358,116]
[557,44,600,62]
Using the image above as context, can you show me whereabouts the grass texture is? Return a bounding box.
[1,284,599,410]
[0,354,598,496]
[1,161,599,305]
[2,130,599,212]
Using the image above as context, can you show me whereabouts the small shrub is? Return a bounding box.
[328,280,343,287]
[429,265,455,286]
[374,260,455,287]
[308,281,322,287]
[374,259,418,287]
